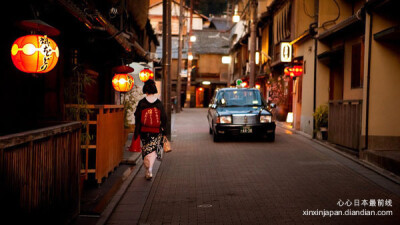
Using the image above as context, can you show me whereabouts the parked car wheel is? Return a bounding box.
[265,132,275,142]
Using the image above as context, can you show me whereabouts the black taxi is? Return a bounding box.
[207,87,276,142]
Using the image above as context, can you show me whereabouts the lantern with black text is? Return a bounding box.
[112,73,134,92]
[11,35,59,73]
[139,68,154,82]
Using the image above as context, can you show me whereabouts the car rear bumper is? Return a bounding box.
[215,122,276,136]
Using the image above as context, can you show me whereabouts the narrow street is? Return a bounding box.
[107,108,400,225]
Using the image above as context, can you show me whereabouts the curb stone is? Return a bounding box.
[95,155,143,225]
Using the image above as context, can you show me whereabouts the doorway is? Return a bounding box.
[329,60,344,101]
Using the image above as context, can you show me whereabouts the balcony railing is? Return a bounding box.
[65,104,125,183]
[0,122,81,222]
[328,100,362,150]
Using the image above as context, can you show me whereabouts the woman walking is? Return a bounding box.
[133,79,167,180]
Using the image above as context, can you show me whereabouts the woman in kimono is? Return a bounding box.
[133,79,167,180]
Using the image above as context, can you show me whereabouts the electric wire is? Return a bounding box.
[303,0,316,19]
[321,0,340,30]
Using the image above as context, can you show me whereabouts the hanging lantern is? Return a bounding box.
[11,35,59,73]
[292,65,303,77]
[284,67,291,76]
[139,68,154,82]
[112,73,134,92]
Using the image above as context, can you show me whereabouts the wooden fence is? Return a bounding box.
[328,100,362,150]
[0,122,81,222]
[65,104,125,184]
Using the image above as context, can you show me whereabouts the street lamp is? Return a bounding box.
[222,56,231,64]
[232,14,240,23]
[232,5,240,23]
[255,52,260,65]
[190,35,196,42]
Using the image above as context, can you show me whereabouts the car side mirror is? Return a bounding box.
[270,103,276,108]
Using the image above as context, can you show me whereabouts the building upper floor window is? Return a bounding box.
[351,43,364,89]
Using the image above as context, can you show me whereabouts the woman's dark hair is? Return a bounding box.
[142,79,158,94]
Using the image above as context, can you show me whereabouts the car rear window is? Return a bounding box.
[216,89,262,107]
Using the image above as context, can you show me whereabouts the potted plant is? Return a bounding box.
[64,65,96,187]
[313,104,328,140]
[122,85,145,140]
[267,75,289,121]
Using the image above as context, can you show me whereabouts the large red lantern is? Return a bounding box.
[139,68,154,82]
[11,35,59,73]
[112,73,134,92]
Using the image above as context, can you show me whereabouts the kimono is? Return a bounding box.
[134,97,167,159]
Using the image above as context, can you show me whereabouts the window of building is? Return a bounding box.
[351,43,364,88]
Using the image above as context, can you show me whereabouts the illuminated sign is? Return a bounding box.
[280,42,292,62]
[222,56,231,64]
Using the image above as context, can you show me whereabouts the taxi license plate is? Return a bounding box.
[240,126,252,133]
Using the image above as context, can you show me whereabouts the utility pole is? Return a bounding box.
[162,0,172,139]
[186,0,193,107]
[176,0,184,113]
[249,0,257,88]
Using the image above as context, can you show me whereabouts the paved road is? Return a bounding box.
[107,108,400,225]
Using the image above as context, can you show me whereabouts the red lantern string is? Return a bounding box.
[284,66,303,77]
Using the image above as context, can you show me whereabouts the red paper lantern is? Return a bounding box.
[112,73,134,92]
[11,35,59,73]
[292,65,303,77]
[139,68,154,82]
[284,67,292,76]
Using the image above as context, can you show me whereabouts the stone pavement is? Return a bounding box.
[276,121,400,180]
[104,108,400,225]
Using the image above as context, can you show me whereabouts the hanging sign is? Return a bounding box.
[280,42,292,62]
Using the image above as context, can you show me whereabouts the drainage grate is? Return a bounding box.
[197,204,213,208]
